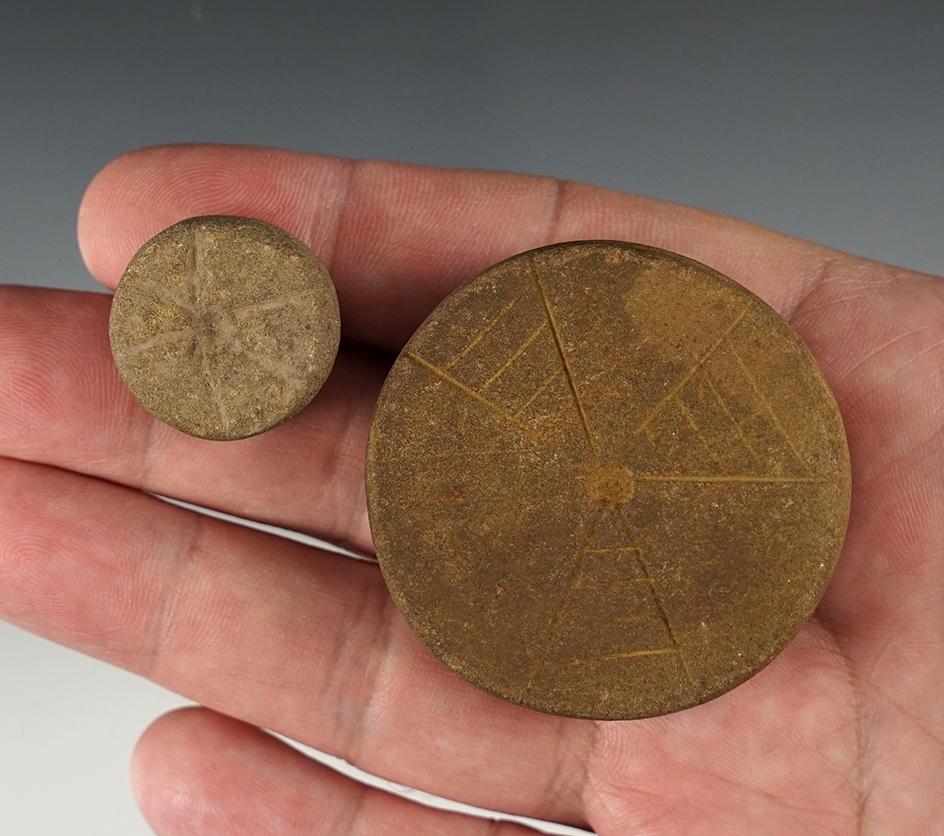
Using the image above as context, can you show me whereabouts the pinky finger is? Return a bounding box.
[132,707,552,836]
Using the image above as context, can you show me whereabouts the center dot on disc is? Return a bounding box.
[585,463,635,504]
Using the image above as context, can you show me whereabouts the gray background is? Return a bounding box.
[1,1,942,833]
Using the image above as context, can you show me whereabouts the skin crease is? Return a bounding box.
[0,143,939,834]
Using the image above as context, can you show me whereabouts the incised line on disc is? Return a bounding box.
[531,264,600,458]
[634,307,749,436]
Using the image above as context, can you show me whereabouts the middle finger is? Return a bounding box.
[0,284,383,552]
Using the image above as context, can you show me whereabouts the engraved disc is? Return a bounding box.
[366,241,851,720]
[110,216,340,440]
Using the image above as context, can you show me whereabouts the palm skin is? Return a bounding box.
[0,145,940,835]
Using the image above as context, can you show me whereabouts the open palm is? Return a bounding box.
[1,145,941,834]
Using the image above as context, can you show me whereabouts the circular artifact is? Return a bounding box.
[110,215,340,441]
[366,240,850,720]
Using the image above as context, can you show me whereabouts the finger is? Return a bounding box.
[132,707,542,836]
[0,285,381,551]
[79,143,870,351]
[0,456,592,826]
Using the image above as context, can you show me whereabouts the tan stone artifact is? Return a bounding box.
[110,216,340,441]
[366,241,851,720]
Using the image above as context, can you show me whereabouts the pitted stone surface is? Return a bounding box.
[366,241,851,719]
[110,216,340,440]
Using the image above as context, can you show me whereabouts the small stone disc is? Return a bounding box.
[366,241,851,720]
[110,216,340,440]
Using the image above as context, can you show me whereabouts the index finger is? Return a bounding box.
[78,144,838,350]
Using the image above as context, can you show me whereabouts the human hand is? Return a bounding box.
[1,144,941,834]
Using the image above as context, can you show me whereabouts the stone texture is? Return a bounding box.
[110,216,340,441]
[366,240,851,720]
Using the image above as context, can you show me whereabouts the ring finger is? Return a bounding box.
[0,455,592,827]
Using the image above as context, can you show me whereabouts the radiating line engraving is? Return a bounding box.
[634,307,748,436]
[704,374,763,466]
[513,369,562,417]
[729,345,813,475]
[405,351,535,435]
[614,507,696,688]
[188,230,230,430]
[676,395,725,468]
[532,269,599,457]
[125,327,195,357]
[519,505,603,697]
[443,290,526,370]
[232,293,312,321]
[480,321,548,391]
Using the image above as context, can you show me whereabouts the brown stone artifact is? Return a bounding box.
[110,216,340,440]
[366,241,851,720]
